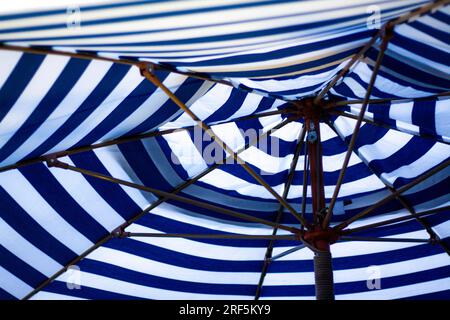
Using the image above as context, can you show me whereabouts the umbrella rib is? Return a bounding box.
[0,44,236,95]
[123,233,297,240]
[22,233,114,300]
[339,236,431,243]
[270,243,306,262]
[381,189,450,255]
[322,32,391,228]
[327,120,450,255]
[254,125,307,300]
[314,29,381,103]
[328,109,449,145]
[0,107,291,174]
[334,159,450,231]
[334,91,450,107]
[46,158,302,233]
[314,0,449,103]
[342,206,450,236]
[141,68,311,230]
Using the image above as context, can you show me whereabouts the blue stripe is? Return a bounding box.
[77,258,256,295]
[104,237,263,272]
[0,187,77,264]
[24,63,129,160]
[0,245,47,290]
[0,53,44,122]
[19,163,109,242]
[0,58,90,163]
[70,152,142,221]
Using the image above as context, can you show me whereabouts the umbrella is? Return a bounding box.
[0,0,449,300]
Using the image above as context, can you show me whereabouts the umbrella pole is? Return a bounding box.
[301,99,335,300]
[314,248,334,300]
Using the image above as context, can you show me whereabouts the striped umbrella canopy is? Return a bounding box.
[0,0,449,300]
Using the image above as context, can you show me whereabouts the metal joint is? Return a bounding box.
[138,62,156,79]
[429,233,441,245]
[45,158,69,169]
[111,227,129,239]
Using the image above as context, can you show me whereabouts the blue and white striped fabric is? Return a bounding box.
[1,0,450,300]
[331,5,450,100]
[0,0,433,98]
[335,96,450,143]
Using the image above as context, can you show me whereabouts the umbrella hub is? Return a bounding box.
[290,97,327,121]
[303,227,340,251]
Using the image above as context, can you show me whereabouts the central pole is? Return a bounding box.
[303,100,335,300]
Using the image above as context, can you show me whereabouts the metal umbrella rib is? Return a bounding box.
[326,120,450,255]
[255,124,307,300]
[323,29,392,228]
[334,160,450,231]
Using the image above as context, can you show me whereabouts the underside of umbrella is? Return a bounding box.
[0,0,449,300]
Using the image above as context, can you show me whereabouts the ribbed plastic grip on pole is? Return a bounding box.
[314,251,335,300]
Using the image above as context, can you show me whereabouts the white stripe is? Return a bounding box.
[46,66,142,154]
[0,170,92,253]
[97,73,188,143]
[433,217,450,240]
[225,93,263,121]
[396,23,450,53]
[0,55,69,147]
[2,1,413,43]
[345,63,433,98]
[435,98,450,139]
[388,101,414,123]
[358,130,413,162]
[336,277,450,300]
[144,202,275,235]
[48,157,126,231]
[1,60,113,166]
[55,271,252,300]
[169,84,233,128]
[126,223,267,261]
[31,291,86,300]
[232,60,349,93]
[93,146,154,210]
[381,143,450,184]
[0,50,22,89]
[264,253,450,286]
[200,168,384,199]
[163,130,208,178]
[0,218,61,277]
[88,247,259,285]
[0,266,33,299]
[274,229,430,261]
[212,122,245,152]
[270,121,302,142]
